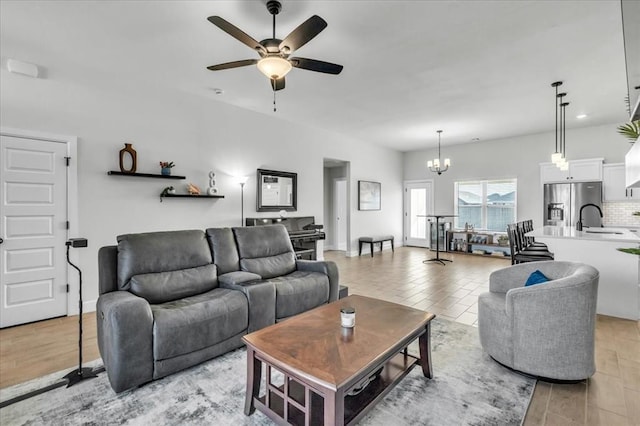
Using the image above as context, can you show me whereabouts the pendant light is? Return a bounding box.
[551,81,563,164]
[427,130,450,175]
[559,100,570,170]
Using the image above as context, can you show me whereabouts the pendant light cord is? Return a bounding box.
[557,93,566,157]
[562,101,569,158]
[555,84,559,154]
[551,81,562,157]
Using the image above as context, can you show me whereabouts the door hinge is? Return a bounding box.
[66,284,70,293]
[66,221,70,229]
[65,156,70,166]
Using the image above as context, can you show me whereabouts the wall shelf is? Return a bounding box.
[108,171,186,180]
[160,194,225,202]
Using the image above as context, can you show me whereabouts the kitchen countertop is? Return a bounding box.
[527,226,640,243]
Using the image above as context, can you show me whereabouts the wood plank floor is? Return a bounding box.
[1,246,638,425]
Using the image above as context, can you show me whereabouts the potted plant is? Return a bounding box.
[159,161,175,175]
[617,121,639,144]
[497,235,509,246]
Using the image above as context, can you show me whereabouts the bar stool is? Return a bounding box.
[507,224,554,265]
[520,220,550,250]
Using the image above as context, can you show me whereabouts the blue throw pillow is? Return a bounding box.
[525,270,550,287]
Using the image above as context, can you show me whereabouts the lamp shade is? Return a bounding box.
[551,152,563,164]
[444,158,451,167]
[257,57,292,79]
[427,160,433,168]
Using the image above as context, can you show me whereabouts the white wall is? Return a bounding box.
[404,123,632,227]
[0,68,403,308]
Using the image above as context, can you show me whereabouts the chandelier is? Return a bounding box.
[427,130,450,175]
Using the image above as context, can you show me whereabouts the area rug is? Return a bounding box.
[0,319,535,425]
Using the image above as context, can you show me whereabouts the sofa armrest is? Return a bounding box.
[220,280,276,333]
[98,246,118,294]
[489,261,556,293]
[218,271,262,286]
[96,291,154,393]
[505,277,598,379]
[296,260,340,302]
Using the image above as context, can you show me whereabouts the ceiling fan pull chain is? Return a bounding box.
[273,90,277,112]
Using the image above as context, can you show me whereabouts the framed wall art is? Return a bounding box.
[256,168,297,212]
[358,180,381,211]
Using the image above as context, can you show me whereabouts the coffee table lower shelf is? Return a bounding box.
[253,351,420,426]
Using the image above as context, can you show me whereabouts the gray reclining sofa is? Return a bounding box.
[97,224,339,393]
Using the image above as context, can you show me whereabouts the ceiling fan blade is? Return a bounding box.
[207,16,266,55]
[207,59,258,71]
[270,77,285,91]
[279,15,327,54]
[290,57,343,75]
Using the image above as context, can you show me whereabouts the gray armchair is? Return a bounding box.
[478,261,599,381]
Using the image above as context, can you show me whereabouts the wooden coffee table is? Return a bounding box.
[242,295,435,426]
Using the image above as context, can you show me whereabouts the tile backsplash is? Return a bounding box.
[603,201,640,227]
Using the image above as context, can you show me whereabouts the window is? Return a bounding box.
[454,179,517,232]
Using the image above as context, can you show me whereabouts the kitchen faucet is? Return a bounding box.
[576,203,603,231]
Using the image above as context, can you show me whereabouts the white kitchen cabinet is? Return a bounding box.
[604,163,640,201]
[540,158,603,183]
[626,138,640,188]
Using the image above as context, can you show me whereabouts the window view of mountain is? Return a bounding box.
[455,181,517,231]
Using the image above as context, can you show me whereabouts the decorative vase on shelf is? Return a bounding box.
[161,167,171,176]
[119,143,137,173]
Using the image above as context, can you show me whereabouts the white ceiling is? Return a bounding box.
[0,1,630,152]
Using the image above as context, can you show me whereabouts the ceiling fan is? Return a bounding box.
[207,0,343,92]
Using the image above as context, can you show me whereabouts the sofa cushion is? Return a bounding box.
[150,288,248,360]
[240,252,297,279]
[129,264,218,304]
[233,224,294,259]
[117,230,212,290]
[268,270,330,318]
[205,228,240,275]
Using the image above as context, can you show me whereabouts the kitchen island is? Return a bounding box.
[527,226,640,320]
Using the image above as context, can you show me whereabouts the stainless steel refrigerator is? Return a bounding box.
[543,182,603,228]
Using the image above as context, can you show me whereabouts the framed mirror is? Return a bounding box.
[256,169,297,212]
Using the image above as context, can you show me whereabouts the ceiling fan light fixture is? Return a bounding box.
[257,56,292,79]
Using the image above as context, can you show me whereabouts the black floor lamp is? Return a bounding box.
[63,238,99,387]
[0,237,101,407]
[238,176,248,226]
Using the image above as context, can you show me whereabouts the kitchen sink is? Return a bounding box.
[584,230,623,235]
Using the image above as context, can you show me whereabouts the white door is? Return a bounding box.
[334,179,347,251]
[404,181,433,248]
[0,135,68,328]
